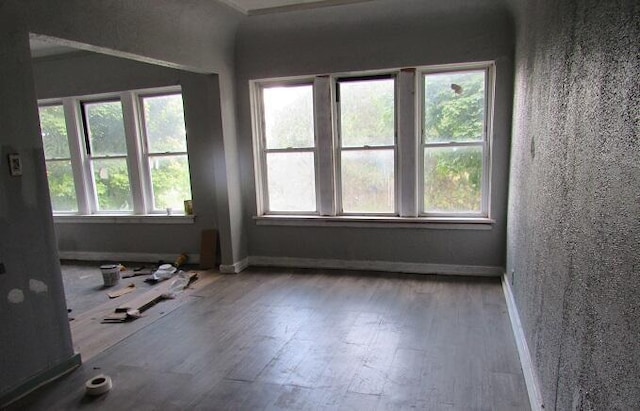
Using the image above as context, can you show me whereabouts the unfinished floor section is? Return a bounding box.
[13,268,529,410]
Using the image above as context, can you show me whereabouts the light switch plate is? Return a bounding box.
[8,153,22,176]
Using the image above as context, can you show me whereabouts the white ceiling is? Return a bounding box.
[220,0,372,15]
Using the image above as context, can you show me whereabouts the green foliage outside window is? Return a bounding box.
[340,79,395,213]
[38,92,193,215]
[92,159,132,211]
[340,79,395,147]
[143,94,192,211]
[260,72,487,215]
[40,105,70,159]
[149,156,192,211]
[424,71,485,142]
[424,147,482,212]
[264,86,314,149]
[46,161,78,212]
[39,105,78,212]
[341,150,394,213]
[85,101,128,155]
[85,101,132,211]
[424,71,485,213]
[144,95,188,153]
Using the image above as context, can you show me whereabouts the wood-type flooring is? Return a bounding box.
[12,267,529,410]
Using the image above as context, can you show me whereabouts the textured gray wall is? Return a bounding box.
[0,2,74,398]
[506,0,640,409]
[236,0,514,268]
[32,53,228,261]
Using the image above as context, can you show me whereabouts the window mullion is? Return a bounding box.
[250,84,267,214]
[63,98,92,214]
[314,76,335,216]
[121,92,146,214]
[482,65,495,218]
[397,68,418,217]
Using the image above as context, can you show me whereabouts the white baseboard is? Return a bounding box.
[501,274,544,411]
[219,257,249,274]
[58,251,200,264]
[248,256,502,276]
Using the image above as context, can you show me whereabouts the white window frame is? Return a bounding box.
[80,97,135,214]
[250,61,495,228]
[38,86,194,222]
[138,91,192,214]
[335,74,398,216]
[418,62,494,219]
[252,79,319,215]
[38,102,79,213]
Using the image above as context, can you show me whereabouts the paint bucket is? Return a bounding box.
[100,264,120,287]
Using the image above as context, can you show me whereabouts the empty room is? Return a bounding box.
[0,0,638,410]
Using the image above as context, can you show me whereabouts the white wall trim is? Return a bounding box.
[501,274,544,411]
[219,257,249,274]
[248,256,502,276]
[58,251,200,264]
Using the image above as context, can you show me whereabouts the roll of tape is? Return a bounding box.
[85,374,112,396]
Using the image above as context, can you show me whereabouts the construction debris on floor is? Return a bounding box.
[106,283,136,299]
[101,271,198,323]
[62,253,200,325]
[62,260,222,362]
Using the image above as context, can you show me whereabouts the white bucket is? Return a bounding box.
[100,264,120,287]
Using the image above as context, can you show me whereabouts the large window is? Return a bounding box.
[82,100,133,212]
[422,69,487,215]
[39,104,78,212]
[140,94,192,212]
[38,87,192,217]
[259,83,316,213]
[338,77,396,214]
[252,62,494,222]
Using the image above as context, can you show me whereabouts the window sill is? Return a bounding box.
[253,215,494,230]
[53,214,196,224]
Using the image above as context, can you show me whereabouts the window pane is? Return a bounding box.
[266,152,316,212]
[45,160,77,212]
[263,85,314,149]
[92,158,132,211]
[341,150,394,213]
[424,146,482,213]
[424,70,485,143]
[84,101,127,156]
[39,105,70,159]
[142,94,187,153]
[149,155,192,212]
[340,79,395,147]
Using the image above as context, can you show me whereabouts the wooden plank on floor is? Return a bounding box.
[199,229,217,269]
[69,271,222,361]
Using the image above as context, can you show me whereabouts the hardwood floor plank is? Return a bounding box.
[257,339,316,385]
[13,268,530,411]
